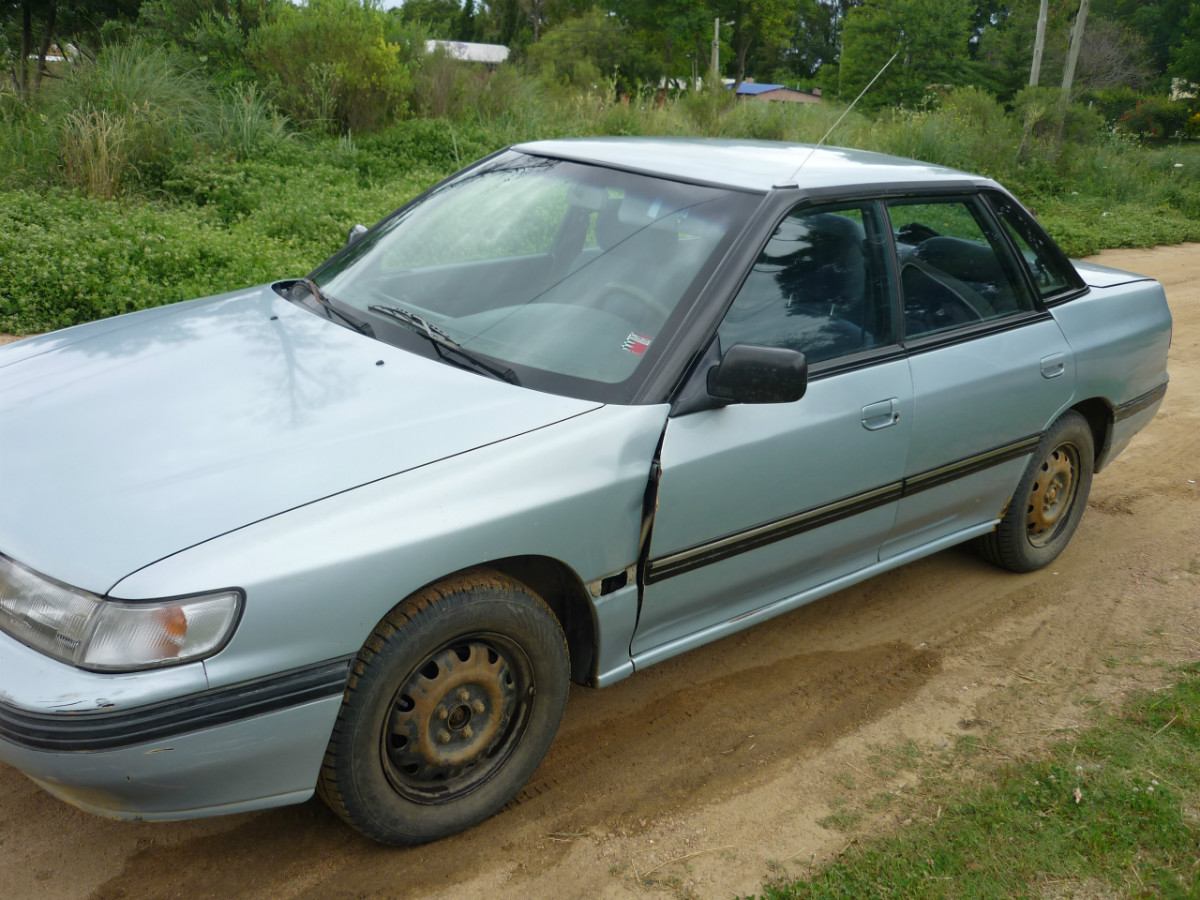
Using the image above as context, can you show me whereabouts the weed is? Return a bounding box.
[759,666,1200,898]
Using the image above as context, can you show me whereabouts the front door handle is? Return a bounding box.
[1040,353,1066,379]
[862,398,900,431]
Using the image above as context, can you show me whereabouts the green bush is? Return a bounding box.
[680,85,737,134]
[59,108,131,198]
[249,0,412,133]
[0,189,299,332]
[1117,97,1194,141]
[0,94,57,188]
[201,83,292,160]
[355,118,498,175]
[1079,86,1144,125]
[47,40,209,193]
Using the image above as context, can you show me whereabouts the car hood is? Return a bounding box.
[0,286,600,593]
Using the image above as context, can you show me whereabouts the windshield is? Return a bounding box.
[312,151,757,402]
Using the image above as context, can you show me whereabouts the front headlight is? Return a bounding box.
[0,554,241,671]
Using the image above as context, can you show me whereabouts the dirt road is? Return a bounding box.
[1,245,1197,900]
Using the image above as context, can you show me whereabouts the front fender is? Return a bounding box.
[109,404,669,690]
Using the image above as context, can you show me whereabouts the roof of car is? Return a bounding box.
[513,137,986,193]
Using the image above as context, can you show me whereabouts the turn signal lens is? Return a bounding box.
[79,593,241,671]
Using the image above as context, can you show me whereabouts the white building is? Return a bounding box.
[425,41,510,65]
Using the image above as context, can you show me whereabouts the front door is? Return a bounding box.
[632,201,913,664]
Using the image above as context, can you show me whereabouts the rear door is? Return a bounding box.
[880,194,1075,558]
[632,201,913,663]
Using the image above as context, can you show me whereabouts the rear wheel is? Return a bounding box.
[318,570,569,845]
[976,411,1094,573]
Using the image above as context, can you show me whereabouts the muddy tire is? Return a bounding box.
[318,569,569,845]
[976,411,1095,573]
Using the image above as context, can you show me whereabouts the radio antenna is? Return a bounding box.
[787,51,900,183]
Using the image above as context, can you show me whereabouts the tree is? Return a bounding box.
[475,0,528,47]
[527,7,655,89]
[1169,3,1200,85]
[1029,0,1047,85]
[755,0,842,83]
[455,0,478,40]
[520,0,546,41]
[717,0,791,87]
[1060,0,1090,101]
[1090,0,1195,80]
[612,0,714,84]
[1076,17,1150,89]
[3,0,141,97]
[249,0,410,132]
[839,0,973,107]
[391,0,463,40]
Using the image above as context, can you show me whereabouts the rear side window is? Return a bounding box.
[718,202,896,365]
[887,198,1035,340]
[987,194,1083,301]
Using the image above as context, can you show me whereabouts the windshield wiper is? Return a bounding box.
[368,303,519,385]
[290,278,374,336]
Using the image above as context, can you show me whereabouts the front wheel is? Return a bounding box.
[318,570,569,845]
[976,411,1095,573]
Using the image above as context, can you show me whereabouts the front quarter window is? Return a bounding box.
[312,153,757,401]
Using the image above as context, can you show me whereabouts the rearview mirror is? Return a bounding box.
[346,223,368,246]
[707,344,807,405]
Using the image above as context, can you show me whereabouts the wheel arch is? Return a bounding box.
[419,555,599,686]
[1069,397,1115,470]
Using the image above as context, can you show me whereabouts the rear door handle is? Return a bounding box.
[862,398,900,431]
[1040,353,1066,379]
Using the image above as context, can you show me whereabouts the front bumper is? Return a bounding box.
[0,632,349,820]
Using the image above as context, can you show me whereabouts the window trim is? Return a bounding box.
[883,193,1042,346]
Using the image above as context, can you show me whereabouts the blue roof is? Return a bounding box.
[733,82,786,95]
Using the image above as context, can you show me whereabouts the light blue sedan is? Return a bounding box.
[0,139,1171,844]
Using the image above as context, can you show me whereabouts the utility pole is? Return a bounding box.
[1060,0,1090,100]
[1054,0,1090,147]
[710,18,720,84]
[1029,0,1048,86]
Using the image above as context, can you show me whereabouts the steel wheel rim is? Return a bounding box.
[1026,441,1081,548]
[380,633,532,805]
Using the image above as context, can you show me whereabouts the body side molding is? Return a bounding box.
[645,432,1042,584]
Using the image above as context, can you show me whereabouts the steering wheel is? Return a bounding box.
[597,280,674,323]
[900,261,985,331]
[897,221,940,245]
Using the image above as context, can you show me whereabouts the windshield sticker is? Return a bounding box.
[622,333,653,356]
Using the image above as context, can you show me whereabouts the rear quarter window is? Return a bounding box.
[985,193,1085,302]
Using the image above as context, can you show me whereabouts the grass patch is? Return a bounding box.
[760,665,1200,898]
[816,809,865,833]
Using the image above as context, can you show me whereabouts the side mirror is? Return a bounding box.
[707,344,807,405]
[346,223,368,246]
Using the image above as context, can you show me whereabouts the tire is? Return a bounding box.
[976,411,1095,573]
[318,569,569,845]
